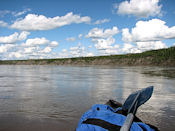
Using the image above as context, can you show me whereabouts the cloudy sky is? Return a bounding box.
[0,0,175,60]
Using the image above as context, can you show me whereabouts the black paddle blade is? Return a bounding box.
[122,86,154,112]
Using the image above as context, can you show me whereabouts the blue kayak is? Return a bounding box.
[76,101,157,131]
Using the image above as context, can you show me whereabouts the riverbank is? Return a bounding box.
[0,47,175,66]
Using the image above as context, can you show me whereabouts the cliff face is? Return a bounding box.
[0,47,175,66]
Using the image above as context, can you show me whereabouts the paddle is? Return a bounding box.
[120,86,154,131]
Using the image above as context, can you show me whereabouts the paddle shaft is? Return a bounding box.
[120,92,140,131]
[120,113,134,131]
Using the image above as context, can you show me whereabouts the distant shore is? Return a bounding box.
[0,47,175,66]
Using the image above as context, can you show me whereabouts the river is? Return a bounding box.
[0,65,174,131]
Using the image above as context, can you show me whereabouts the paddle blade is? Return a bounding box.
[123,86,154,112]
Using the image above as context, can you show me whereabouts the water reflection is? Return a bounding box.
[0,65,174,131]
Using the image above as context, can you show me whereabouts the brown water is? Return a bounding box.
[0,65,174,131]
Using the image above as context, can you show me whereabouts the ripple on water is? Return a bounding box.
[0,65,174,131]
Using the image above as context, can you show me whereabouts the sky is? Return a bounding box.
[0,0,175,60]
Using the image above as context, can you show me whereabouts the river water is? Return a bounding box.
[0,65,174,131]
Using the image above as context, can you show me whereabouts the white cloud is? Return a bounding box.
[121,41,167,54]
[0,33,18,44]
[24,47,33,53]
[86,26,119,39]
[58,45,94,58]
[70,46,79,51]
[13,8,31,17]
[50,41,59,46]
[99,44,120,55]
[4,37,59,59]
[3,44,56,60]
[0,20,8,27]
[62,49,67,52]
[136,41,167,51]
[78,34,83,39]
[94,19,110,25]
[88,45,92,48]
[121,43,141,53]
[86,26,120,55]
[0,10,10,17]
[122,19,175,42]
[93,37,115,50]
[11,12,91,31]
[18,31,30,41]
[0,44,14,53]
[23,37,59,48]
[0,9,31,18]
[86,52,94,57]
[66,37,76,42]
[24,37,50,46]
[122,28,132,42]
[121,19,169,54]
[24,47,39,53]
[40,46,52,53]
[0,37,59,60]
[115,0,162,18]
[70,45,86,57]
[59,49,69,58]
[0,31,30,44]
[9,52,22,58]
[78,42,82,46]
